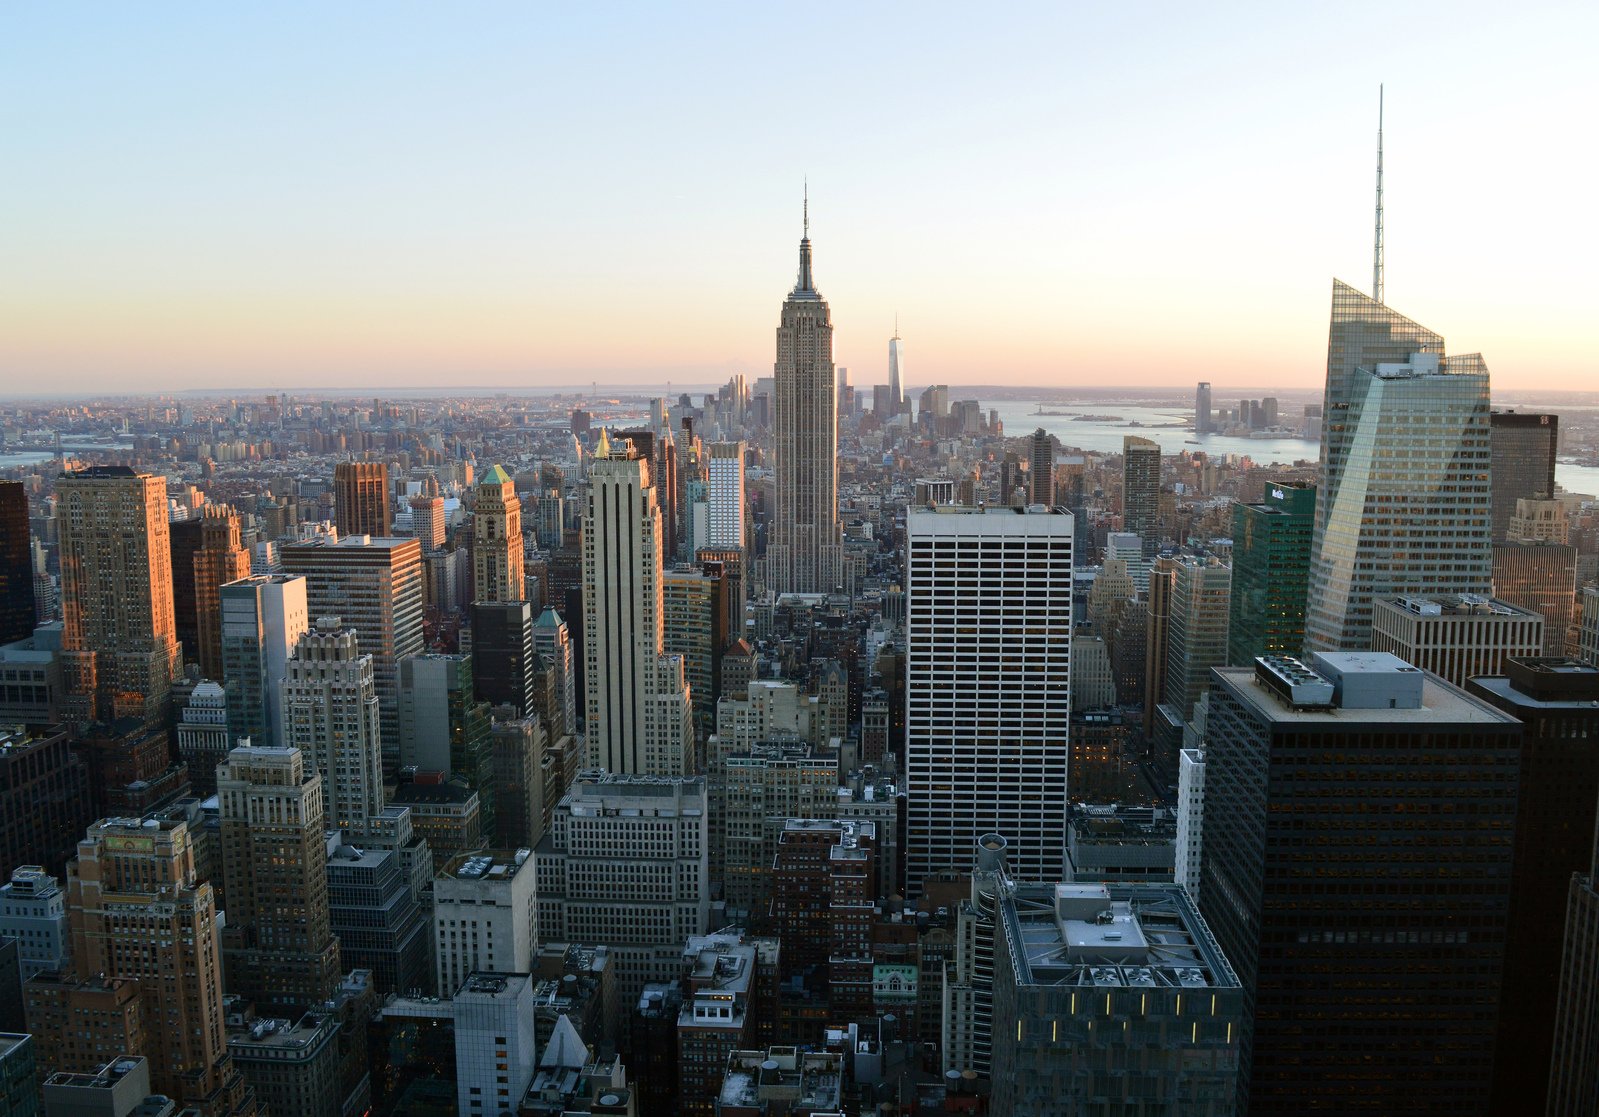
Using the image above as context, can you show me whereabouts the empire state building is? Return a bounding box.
[769,195,842,595]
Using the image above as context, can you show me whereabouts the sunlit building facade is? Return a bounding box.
[1305,285,1492,650]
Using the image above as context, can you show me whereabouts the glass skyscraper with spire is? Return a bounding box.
[1304,280,1493,650]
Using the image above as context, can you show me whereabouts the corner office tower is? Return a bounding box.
[1304,282,1491,650]
[768,194,842,595]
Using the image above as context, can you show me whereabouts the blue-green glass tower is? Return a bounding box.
[1228,482,1316,665]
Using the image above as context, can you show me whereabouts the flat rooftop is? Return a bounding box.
[1470,673,1599,711]
[1001,883,1239,992]
[441,849,532,882]
[1215,666,1519,727]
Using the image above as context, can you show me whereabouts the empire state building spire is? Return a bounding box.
[795,181,816,295]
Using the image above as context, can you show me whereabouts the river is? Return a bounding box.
[988,401,1599,498]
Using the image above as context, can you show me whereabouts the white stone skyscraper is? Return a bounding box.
[904,506,1074,889]
[706,441,746,549]
[280,616,385,833]
[888,324,905,417]
[768,194,842,595]
[583,431,694,775]
[1305,281,1492,650]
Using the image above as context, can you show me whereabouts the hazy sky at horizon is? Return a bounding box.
[3,3,1595,393]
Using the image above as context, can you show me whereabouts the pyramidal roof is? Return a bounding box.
[539,1014,588,1070]
[481,464,513,486]
[534,606,564,629]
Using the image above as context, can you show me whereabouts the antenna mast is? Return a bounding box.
[1373,84,1385,305]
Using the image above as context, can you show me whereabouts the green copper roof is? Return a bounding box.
[481,463,513,486]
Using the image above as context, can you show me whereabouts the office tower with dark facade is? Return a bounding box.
[1194,381,1212,434]
[0,482,35,645]
[1029,428,1054,506]
[990,880,1243,1114]
[56,467,181,726]
[1142,554,1177,737]
[904,506,1073,889]
[398,654,495,836]
[1121,436,1160,554]
[1227,482,1314,665]
[169,517,204,669]
[217,744,342,1009]
[1465,659,1599,1115]
[1200,653,1520,1115]
[0,726,91,880]
[767,200,842,596]
[280,535,424,772]
[1550,756,1599,1115]
[470,600,536,717]
[1305,283,1493,650]
[332,461,391,539]
[325,839,430,997]
[1489,412,1558,541]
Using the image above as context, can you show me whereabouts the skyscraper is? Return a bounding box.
[470,600,536,718]
[1028,428,1054,506]
[887,325,905,417]
[217,743,342,1008]
[1465,658,1599,1115]
[1493,539,1577,657]
[1201,653,1520,1115]
[280,619,384,834]
[531,606,577,741]
[471,465,524,604]
[1549,701,1599,1113]
[768,196,842,596]
[175,681,231,798]
[582,432,693,776]
[398,654,495,837]
[662,565,728,739]
[64,816,255,1116]
[1489,411,1558,541]
[220,573,310,749]
[1227,482,1315,664]
[1161,554,1231,722]
[56,467,181,725]
[192,506,251,681]
[0,482,35,645]
[407,474,446,552]
[280,534,424,772]
[1305,282,1492,650]
[904,506,1073,888]
[706,441,745,549]
[1121,436,1160,554]
[332,461,391,538]
[1141,554,1177,737]
[1370,593,1544,688]
[534,772,710,1006]
[1194,381,1212,434]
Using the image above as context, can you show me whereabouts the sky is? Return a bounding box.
[2,3,1595,395]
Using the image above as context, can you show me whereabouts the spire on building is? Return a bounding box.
[1373,83,1385,305]
[796,182,815,294]
[596,427,611,458]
